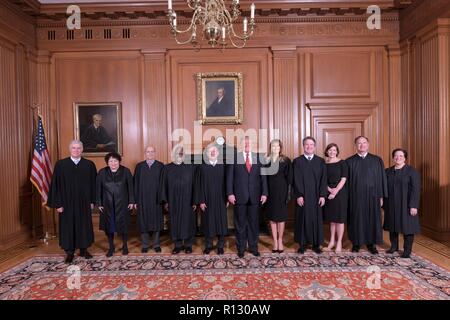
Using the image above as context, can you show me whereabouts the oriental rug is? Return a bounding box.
[0,252,449,300]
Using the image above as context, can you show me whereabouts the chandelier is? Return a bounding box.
[167,0,256,48]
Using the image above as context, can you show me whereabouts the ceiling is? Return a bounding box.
[9,0,418,21]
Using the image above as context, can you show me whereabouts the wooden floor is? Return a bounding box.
[1,229,449,273]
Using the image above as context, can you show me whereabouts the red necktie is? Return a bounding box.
[246,153,251,173]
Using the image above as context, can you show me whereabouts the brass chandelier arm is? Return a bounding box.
[167,0,255,49]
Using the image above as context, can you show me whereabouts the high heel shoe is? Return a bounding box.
[272,249,278,253]
[278,249,284,254]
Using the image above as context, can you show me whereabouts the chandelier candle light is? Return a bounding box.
[167,0,256,48]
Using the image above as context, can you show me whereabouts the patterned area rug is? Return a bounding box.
[0,252,449,300]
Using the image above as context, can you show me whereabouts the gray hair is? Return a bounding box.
[69,139,83,150]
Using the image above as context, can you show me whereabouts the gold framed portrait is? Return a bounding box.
[74,102,123,157]
[197,72,243,124]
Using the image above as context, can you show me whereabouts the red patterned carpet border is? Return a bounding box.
[0,252,449,300]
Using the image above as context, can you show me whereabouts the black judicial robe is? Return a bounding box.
[47,157,96,251]
[383,165,421,235]
[196,163,228,237]
[96,166,134,234]
[292,155,328,246]
[346,153,388,245]
[160,163,196,240]
[134,160,164,233]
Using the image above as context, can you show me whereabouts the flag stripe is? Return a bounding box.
[30,115,53,204]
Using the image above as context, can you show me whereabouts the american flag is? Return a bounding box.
[30,115,53,205]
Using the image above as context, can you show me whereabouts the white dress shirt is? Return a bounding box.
[71,157,81,165]
[304,154,314,161]
[358,152,368,159]
[243,151,252,165]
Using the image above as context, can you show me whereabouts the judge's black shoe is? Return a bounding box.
[64,254,74,264]
[217,248,224,255]
[122,247,129,255]
[313,247,322,254]
[81,250,93,259]
[386,247,398,254]
[367,245,378,255]
[106,248,114,257]
[401,252,411,259]
[351,245,360,253]
[141,248,148,253]
[252,251,260,257]
[172,247,181,254]
[297,246,305,254]
[203,248,211,255]
[185,247,193,254]
[237,251,245,258]
[154,247,161,253]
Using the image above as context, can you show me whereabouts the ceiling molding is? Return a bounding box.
[8,0,416,22]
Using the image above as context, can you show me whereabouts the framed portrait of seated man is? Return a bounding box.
[197,72,243,124]
[74,102,122,156]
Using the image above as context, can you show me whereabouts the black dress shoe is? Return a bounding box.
[82,250,93,259]
[64,254,74,264]
[106,249,114,257]
[386,247,398,254]
[313,247,322,254]
[203,248,211,255]
[252,251,260,257]
[185,247,193,254]
[297,246,305,254]
[154,247,161,253]
[401,252,411,259]
[122,247,129,255]
[237,251,244,258]
[368,245,378,255]
[351,245,360,253]
[141,247,148,253]
[172,247,181,254]
[217,248,224,255]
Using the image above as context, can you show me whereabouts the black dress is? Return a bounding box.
[265,158,292,222]
[323,160,349,223]
[383,165,421,235]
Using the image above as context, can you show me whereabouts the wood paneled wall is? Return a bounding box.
[52,45,389,169]
[302,47,389,160]
[0,1,38,249]
[401,15,450,242]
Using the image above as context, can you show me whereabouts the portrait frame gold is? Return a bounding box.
[196,72,243,124]
[73,102,123,157]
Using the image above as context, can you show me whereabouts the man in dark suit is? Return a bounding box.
[206,87,234,117]
[227,136,268,258]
